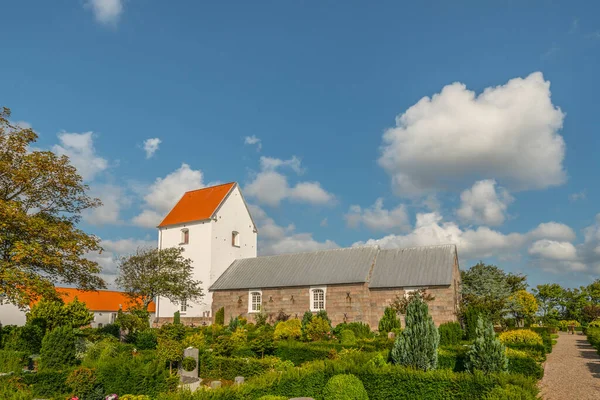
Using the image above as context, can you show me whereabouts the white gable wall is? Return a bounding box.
[0,302,27,326]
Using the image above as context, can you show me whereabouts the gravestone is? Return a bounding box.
[211,380,222,389]
[234,376,244,385]
[388,331,396,340]
[180,347,199,380]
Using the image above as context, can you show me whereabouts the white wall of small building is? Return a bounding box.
[0,303,27,326]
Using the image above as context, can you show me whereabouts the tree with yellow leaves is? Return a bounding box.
[507,290,538,327]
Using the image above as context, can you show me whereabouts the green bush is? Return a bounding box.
[159,323,187,341]
[99,323,121,339]
[66,366,100,399]
[20,370,70,398]
[136,329,159,350]
[174,311,181,325]
[323,374,369,400]
[4,324,44,355]
[274,319,302,340]
[199,353,292,380]
[391,297,439,371]
[121,395,152,400]
[39,325,77,371]
[0,350,29,373]
[529,327,553,354]
[463,305,484,340]
[438,322,463,346]
[586,327,600,354]
[215,307,225,326]
[483,384,537,399]
[340,330,357,346]
[378,307,400,333]
[182,356,197,372]
[465,318,508,374]
[507,355,543,379]
[498,330,542,346]
[305,317,331,341]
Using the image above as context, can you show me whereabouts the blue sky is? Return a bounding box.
[2,1,600,288]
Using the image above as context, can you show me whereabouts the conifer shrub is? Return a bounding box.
[305,317,331,341]
[378,307,400,333]
[3,324,44,355]
[316,310,332,328]
[215,307,225,326]
[0,350,29,373]
[182,332,206,349]
[390,296,439,371]
[39,325,77,371]
[323,374,369,400]
[463,305,485,340]
[173,311,181,325]
[340,330,357,346]
[302,310,313,330]
[135,329,158,350]
[465,317,508,374]
[274,319,302,340]
[439,322,463,346]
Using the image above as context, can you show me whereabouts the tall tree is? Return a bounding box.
[115,247,203,310]
[0,107,105,307]
[506,290,538,327]
[460,262,512,322]
[532,283,564,321]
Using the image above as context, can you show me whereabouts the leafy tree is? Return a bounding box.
[27,297,93,330]
[0,107,105,307]
[561,288,587,322]
[39,325,77,370]
[583,304,600,323]
[156,337,183,374]
[586,279,600,305]
[465,317,508,374]
[532,283,564,322]
[461,262,512,323]
[173,311,181,325]
[116,247,202,310]
[250,326,276,358]
[305,317,331,341]
[378,307,400,333]
[391,288,435,315]
[115,306,149,336]
[506,273,528,293]
[390,296,439,371]
[507,290,538,327]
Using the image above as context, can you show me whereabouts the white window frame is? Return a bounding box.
[232,231,240,247]
[310,287,326,312]
[248,290,262,313]
[181,228,189,245]
[403,287,418,299]
[180,299,187,314]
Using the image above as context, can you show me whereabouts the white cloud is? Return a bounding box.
[345,198,410,232]
[52,132,108,181]
[84,184,131,225]
[87,0,123,25]
[143,138,162,159]
[569,191,587,202]
[249,204,338,255]
[245,157,334,207]
[528,240,577,261]
[528,222,576,242]
[244,135,262,151]
[457,179,513,226]
[378,72,566,197]
[132,163,204,227]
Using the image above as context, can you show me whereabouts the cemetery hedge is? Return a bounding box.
[0,350,29,373]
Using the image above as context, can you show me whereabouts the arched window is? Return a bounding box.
[248,290,262,313]
[181,228,189,245]
[310,287,326,312]
[232,231,240,247]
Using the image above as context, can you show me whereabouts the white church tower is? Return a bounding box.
[155,182,257,325]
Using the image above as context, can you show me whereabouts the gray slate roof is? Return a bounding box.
[209,244,457,291]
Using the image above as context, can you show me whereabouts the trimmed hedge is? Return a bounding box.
[155,360,539,400]
[439,322,463,346]
[20,370,70,398]
[199,353,293,380]
[0,350,29,373]
[323,374,369,400]
[274,340,392,366]
[586,327,600,354]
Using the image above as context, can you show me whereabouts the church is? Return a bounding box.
[155,182,461,328]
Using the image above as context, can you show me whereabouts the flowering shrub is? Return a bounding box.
[498,330,543,346]
[273,319,302,340]
[105,395,118,400]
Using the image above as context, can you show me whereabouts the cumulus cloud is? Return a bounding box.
[248,205,338,255]
[457,180,513,226]
[143,138,162,159]
[378,72,566,197]
[52,132,108,181]
[244,135,262,151]
[527,222,576,242]
[132,163,204,227]
[245,156,334,207]
[528,240,577,261]
[87,0,123,25]
[84,184,131,225]
[345,198,410,232]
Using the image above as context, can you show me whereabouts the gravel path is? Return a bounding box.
[539,332,600,399]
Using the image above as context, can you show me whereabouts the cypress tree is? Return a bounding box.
[39,325,77,370]
[378,307,400,333]
[465,316,508,374]
[390,296,439,371]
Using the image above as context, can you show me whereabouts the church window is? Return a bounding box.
[310,287,326,312]
[249,290,262,313]
[181,299,187,313]
[232,231,240,247]
[181,229,189,245]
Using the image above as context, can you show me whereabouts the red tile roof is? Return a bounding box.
[53,288,156,313]
[158,182,236,228]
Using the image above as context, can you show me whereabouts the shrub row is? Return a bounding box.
[586,327,600,355]
[274,339,393,365]
[156,360,539,400]
[198,353,292,380]
[0,350,29,373]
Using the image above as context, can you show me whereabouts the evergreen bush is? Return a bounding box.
[439,322,463,346]
[378,307,400,333]
[182,332,206,349]
[173,311,181,325]
[66,366,99,399]
[215,307,225,326]
[135,329,158,350]
[465,317,508,374]
[340,330,357,346]
[498,330,543,346]
[182,356,197,371]
[273,319,302,340]
[0,350,29,373]
[316,310,332,328]
[305,317,331,341]
[323,374,369,400]
[3,324,44,354]
[391,296,439,371]
[39,325,77,371]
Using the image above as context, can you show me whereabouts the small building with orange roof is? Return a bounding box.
[156,182,257,325]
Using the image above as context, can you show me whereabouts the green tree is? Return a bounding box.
[115,306,149,336]
[215,307,225,325]
[532,283,564,322]
[0,107,105,308]
[378,307,400,333]
[465,316,508,374]
[461,262,513,323]
[250,326,276,358]
[39,325,77,370]
[390,296,439,371]
[116,247,203,310]
[27,297,93,330]
[157,338,183,374]
[506,290,538,327]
